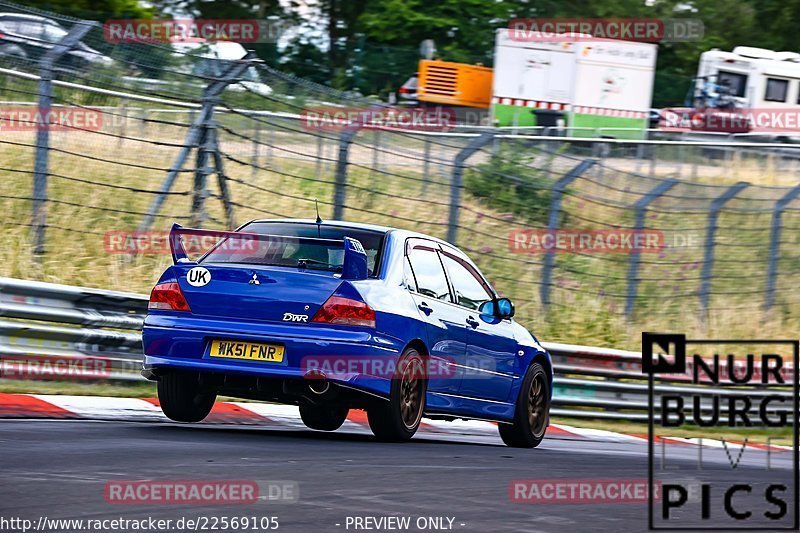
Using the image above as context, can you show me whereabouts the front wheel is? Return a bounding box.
[157,371,216,423]
[367,347,427,442]
[299,403,349,431]
[499,362,550,448]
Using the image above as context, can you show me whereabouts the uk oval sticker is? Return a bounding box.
[186,267,211,287]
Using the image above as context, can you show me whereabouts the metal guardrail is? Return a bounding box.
[0,277,146,381]
[0,277,793,421]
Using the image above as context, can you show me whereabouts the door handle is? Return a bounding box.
[418,302,433,315]
[466,316,479,329]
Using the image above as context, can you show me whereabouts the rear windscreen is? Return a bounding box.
[199,222,386,276]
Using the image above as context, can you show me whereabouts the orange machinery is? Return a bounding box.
[417,60,493,109]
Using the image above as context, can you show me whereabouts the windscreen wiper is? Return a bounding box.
[297,258,341,271]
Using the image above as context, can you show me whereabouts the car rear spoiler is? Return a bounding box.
[168,224,370,280]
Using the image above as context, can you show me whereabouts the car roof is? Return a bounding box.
[246,218,453,247]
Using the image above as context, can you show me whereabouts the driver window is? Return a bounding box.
[440,253,492,310]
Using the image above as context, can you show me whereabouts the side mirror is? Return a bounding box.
[479,298,515,319]
[496,297,515,319]
[478,300,496,317]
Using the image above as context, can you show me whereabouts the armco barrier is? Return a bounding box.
[0,277,793,421]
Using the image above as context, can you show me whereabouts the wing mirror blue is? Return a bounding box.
[479,298,515,319]
[497,297,515,318]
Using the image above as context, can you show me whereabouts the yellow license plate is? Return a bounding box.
[208,340,285,363]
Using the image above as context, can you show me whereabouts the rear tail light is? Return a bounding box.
[312,296,375,328]
[148,282,191,312]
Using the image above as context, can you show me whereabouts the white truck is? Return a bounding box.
[492,28,657,137]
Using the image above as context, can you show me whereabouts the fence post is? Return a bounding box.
[139,108,147,137]
[625,178,678,317]
[649,142,657,178]
[314,134,324,180]
[267,121,275,169]
[190,111,215,226]
[699,182,749,313]
[139,52,259,231]
[540,159,597,308]
[371,129,382,178]
[422,136,431,194]
[446,133,494,244]
[332,129,358,220]
[764,184,800,311]
[251,119,260,179]
[118,97,128,148]
[31,20,96,255]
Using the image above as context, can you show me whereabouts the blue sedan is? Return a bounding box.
[142,219,552,447]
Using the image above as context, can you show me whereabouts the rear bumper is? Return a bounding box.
[142,313,403,398]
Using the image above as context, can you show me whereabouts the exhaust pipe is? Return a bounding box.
[304,370,330,395]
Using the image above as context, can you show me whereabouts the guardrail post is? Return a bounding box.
[140,52,259,231]
[699,182,749,314]
[332,128,358,220]
[540,159,597,307]
[764,184,800,311]
[31,20,96,255]
[446,133,494,244]
[625,179,678,317]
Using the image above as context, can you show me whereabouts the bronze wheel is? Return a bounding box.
[399,356,424,429]
[527,373,548,438]
[367,347,427,441]
[499,362,550,448]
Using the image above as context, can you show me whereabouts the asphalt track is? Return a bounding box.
[1,419,795,533]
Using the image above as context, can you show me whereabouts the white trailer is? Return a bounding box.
[696,47,800,110]
[492,28,657,137]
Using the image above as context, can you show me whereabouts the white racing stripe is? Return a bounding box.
[554,425,648,443]
[422,419,499,436]
[0,395,790,452]
[32,394,167,421]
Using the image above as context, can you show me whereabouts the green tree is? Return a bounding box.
[22,0,154,20]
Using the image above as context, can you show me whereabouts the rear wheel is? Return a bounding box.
[367,347,426,442]
[499,362,549,448]
[157,371,216,423]
[299,403,349,431]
